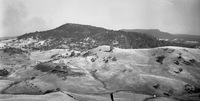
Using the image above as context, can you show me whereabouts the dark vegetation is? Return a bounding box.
[82,51,92,57]
[43,89,55,94]
[153,84,160,89]
[110,93,114,101]
[112,57,117,61]
[173,60,179,65]
[0,69,9,76]
[3,47,28,55]
[103,58,109,63]
[91,58,96,62]
[69,51,75,57]
[156,55,166,64]
[31,77,35,80]
[122,29,200,47]
[184,84,195,94]
[17,23,197,51]
[182,61,191,65]
[163,90,173,96]
[34,63,53,72]
[189,59,196,63]
[163,48,175,53]
[173,54,199,67]
[42,88,61,94]
[34,63,85,77]
[174,68,183,74]
[50,54,59,58]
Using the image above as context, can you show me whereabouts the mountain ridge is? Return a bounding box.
[15,23,188,51]
[122,29,200,44]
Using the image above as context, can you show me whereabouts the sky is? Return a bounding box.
[0,0,200,37]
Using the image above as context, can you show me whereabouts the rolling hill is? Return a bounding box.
[0,23,200,101]
[0,45,200,101]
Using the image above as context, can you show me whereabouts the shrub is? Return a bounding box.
[0,69,9,76]
[3,47,28,55]
[91,58,96,62]
[51,54,58,58]
[156,55,165,64]
[76,53,81,57]
[82,51,91,57]
[189,59,196,63]
[182,60,191,65]
[184,84,195,93]
[34,64,53,72]
[112,57,117,61]
[69,51,75,57]
[55,65,61,70]
[173,61,179,65]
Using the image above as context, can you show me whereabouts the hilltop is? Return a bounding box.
[5,23,194,51]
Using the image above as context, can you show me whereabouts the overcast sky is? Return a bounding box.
[0,0,200,37]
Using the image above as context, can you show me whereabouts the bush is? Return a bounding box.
[173,61,179,65]
[51,54,58,58]
[3,47,28,55]
[69,51,75,57]
[0,69,9,76]
[189,59,196,63]
[55,65,61,70]
[112,57,117,61]
[184,84,195,93]
[76,53,81,57]
[182,60,191,65]
[91,58,96,62]
[156,55,165,64]
[34,64,53,72]
[82,51,91,57]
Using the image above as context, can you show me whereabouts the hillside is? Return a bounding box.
[122,29,200,46]
[122,29,174,39]
[0,45,200,101]
[0,23,200,101]
[8,23,193,51]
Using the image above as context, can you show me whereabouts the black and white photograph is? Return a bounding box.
[0,0,200,101]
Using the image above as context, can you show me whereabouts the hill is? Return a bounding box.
[0,46,200,101]
[121,29,174,39]
[122,29,200,46]
[8,23,194,51]
[0,23,200,100]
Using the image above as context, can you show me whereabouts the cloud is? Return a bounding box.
[162,0,173,5]
[2,0,49,36]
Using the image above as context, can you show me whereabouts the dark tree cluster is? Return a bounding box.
[3,47,28,55]
[156,55,166,64]
[0,69,9,76]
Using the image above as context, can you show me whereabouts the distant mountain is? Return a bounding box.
[121,29,174,39]
[121,29,200,45]
[173,34,200,42]
[0,36,16,40]
[8,23,195,50]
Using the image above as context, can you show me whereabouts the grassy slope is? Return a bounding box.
[0,46,200,101]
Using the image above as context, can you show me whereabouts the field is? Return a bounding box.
[0,43,200,101]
